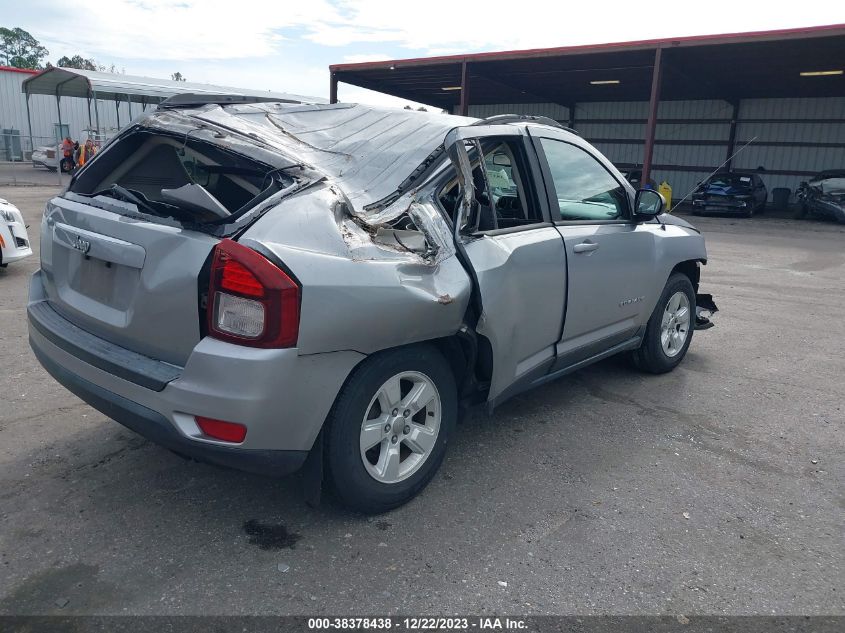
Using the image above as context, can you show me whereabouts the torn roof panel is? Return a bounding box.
[192,102,478,213]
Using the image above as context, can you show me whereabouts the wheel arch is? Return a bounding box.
[317,328,493,447]
[670,259,703,292]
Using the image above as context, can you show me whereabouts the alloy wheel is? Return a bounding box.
[359,371,442,484]
[660,291,691,358]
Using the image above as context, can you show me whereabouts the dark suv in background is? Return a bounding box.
[691,172,767,217]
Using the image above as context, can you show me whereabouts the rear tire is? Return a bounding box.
[325,344,457,514]
[632,272,696,374]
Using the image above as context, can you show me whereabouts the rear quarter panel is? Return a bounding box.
[240,184,472,356]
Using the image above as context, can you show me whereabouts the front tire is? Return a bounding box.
[632,272,696,374]
[325,344,457,514]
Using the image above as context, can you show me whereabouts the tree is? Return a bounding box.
[171,72,186,82]
[57,54,98,71]
[0,27,49,69]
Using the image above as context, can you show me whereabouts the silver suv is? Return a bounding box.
[28,100,714,513]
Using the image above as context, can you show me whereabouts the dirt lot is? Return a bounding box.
[1,186,843,615]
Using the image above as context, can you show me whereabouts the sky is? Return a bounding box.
[4,0,844,109]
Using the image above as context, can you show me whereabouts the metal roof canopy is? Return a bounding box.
[329,23,845,187]
[330,24,845,107]
[20,66,323,148]
[22,67,321,103]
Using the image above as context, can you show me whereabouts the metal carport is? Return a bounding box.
[21,67,321,148]
[329,24,845,190]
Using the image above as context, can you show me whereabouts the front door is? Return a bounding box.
[528,129,655,369]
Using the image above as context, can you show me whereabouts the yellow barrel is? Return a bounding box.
[658,181,672,211]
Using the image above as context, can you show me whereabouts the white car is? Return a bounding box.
[0,198,33,267]
[31,145,59,171]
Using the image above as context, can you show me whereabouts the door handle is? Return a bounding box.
[573,240,600,254]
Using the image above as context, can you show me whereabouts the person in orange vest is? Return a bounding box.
[78,139,97,167]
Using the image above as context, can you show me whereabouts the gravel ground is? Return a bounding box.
[1,186,843,616]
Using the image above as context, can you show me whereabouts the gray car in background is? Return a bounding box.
[28,100,714,513]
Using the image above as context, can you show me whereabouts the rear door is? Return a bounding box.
[443,126,567,403]
[527,128,656,369]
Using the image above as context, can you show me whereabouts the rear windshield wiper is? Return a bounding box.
[90,185,197,222]
[94,184,163,217]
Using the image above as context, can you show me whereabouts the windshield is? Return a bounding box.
[708,174,753,188]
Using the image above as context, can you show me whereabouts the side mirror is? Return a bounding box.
[634,189,665,218]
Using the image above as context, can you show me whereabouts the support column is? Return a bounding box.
[55,93,62,140]
[567,103,576,130]
[126,93,133,120]
[724,100,740,169]
[115,96,121,128]
[93,92,101,138]
[25,92,34,155]
[86,97,93,137]
[55,90,63,185]
[459,61,469,116]
[641,46,664,188]
[329,72,338,104]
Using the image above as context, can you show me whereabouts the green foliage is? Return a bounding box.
[57,54,99,71]
[0,26,49,69]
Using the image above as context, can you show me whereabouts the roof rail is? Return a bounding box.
[158,93,304,109]
[472,114,580,135]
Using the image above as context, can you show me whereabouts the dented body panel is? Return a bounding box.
[462,227,566,402]
[28,101,712,479]
[240,184,471,356]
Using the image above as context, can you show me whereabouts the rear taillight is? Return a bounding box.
[207,239,300,348]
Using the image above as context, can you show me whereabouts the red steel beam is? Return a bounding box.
[329,72,338,104]
[459,61,469,116]
[641,47,664,187]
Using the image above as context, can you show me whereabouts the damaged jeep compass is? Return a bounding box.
[28,98,716,513]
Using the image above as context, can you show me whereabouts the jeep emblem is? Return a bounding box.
[71,235,91,254]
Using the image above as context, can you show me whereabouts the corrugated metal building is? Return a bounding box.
[1,66,129,152]
[330,25,845,203]
[465,97,845,199]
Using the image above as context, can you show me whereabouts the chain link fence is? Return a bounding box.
[0,132,111,187]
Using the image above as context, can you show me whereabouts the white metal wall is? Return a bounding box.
[1,69,142,150]
[467,97,845,203]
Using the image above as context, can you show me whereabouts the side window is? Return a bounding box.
[539,138,628,222]
[438,138,543,232]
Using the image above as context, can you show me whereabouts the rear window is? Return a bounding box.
[70,129,293,225]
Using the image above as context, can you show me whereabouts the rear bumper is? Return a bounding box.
[32,344,309,477]
[27,270,366,477]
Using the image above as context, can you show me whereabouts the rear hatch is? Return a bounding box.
[39,113,310,367]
